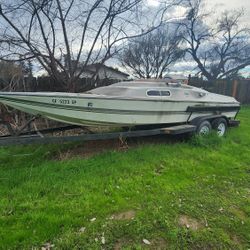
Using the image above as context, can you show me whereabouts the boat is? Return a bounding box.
[0,80,240,127]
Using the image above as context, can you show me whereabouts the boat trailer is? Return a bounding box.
[0,116,196,147]
[0,113,240,147]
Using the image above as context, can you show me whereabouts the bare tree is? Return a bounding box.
[180,0,250,80]
[119,24,185,78]
[0,0,180,91]
[0,60,26,90]
[0,61,22,82]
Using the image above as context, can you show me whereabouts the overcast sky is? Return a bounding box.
[222,0,250,76]
[145,0,250,77]
[198,0,250,76]
[148,0,250,23]
[213,0,250,15]
[209,0,250,25]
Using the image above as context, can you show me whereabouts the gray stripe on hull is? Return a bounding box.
[0,97,188,115]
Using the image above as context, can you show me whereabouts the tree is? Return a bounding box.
[0,61,22,82]
[0,0,178,91]
[119,24,185,79]
[180,0,250,80]
[0,61,24,90]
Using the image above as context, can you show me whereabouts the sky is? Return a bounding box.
[147,0,250,27]
[148,0,250,17]
[197,0,250,77]
[31,0,250,78]
[145,0,250,77]
[213,0,250,21]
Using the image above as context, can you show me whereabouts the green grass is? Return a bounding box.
[0,107,250,249]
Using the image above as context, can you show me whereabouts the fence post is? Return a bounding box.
[232,80,238,98]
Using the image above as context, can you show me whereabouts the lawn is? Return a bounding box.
[0,107,249,249]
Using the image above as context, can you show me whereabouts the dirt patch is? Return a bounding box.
[113,237,168,250]
[178,215,204,231]
[114,240,123,250]
[55,138,128,160]
[150,238,168,249]
[114,238,134,250]
[54,134,175,161]
[111,210,136,220]
[231,234,242,245]
[229,206,247,220]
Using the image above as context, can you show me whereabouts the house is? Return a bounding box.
[163,74,188,84]
[79,63,129,81]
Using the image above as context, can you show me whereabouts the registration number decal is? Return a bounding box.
[51,99,77,105]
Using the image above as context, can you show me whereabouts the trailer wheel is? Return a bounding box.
[212,118,227,137]
[196,120,212,136]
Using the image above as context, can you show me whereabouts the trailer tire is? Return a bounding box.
[212,118,227,137]
[196,120,212,136]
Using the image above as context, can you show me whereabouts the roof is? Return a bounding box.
[164,74,188,80]
[85,63,129,77]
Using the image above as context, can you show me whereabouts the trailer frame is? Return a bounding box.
[0,111,240,147]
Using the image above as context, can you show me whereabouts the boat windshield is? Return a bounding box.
[86,87,129,96]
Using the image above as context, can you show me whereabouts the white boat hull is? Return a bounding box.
[0,92,240,126]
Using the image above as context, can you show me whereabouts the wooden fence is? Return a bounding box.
[0,76,119,93]
[189,79,250,104]
[1,76,250,104]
